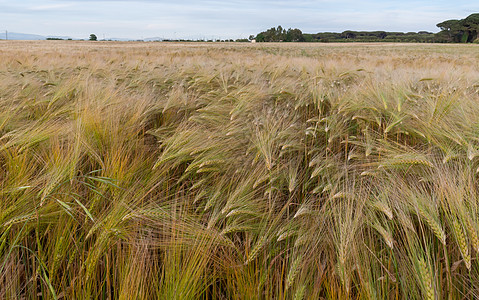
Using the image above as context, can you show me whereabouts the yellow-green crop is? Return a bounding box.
[1,40,479,299]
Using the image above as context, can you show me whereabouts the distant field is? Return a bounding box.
[1,41,479,299]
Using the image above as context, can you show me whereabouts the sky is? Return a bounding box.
[0,0,477,40]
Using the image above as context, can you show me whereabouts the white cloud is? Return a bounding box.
[30,3,75,11]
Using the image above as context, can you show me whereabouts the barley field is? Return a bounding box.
[1,40,479,299]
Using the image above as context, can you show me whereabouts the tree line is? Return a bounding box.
[252,13,479,43]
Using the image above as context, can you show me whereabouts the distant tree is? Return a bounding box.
[89,34,97,41]
[255,33,265,42]
[302,33,314,42]
[341,30,357,39]
[286,28,305,42]
[436,14,479,43]
[462,13,479,42]
[251,16,479,44]
[255,26,299,42]
[437,19,461,32]
[276,26,286,41]
[436,19,463,42]
[377,31,387,39]
[262,27,278,41]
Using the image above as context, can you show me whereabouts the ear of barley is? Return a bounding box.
[221,225,252,235]
[293,283,306,300]
[417,205,446,245]
[286,255,303,288]
[294,205,311,219]
[466,217,479,253]
[336,261,350,293]
[453,220,471,270]
[294,235,309,248]
[418,258,435,300]
[373,223,394,249]
[277,229,295,242]
[373,201,393,220]
[245,235,266,265]
[4,214,36,226]
[379,155,434,169]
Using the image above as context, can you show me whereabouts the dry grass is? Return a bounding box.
[1,40,479,299]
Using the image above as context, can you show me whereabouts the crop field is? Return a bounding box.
[1,40,479,299]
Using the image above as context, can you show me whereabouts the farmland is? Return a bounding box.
[1,41,479,299]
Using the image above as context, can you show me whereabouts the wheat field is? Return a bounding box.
[1,40,479,299]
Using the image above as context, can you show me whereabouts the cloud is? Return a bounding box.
[30,3,75,11]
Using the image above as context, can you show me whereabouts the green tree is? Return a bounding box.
[286,28,305,42]
[341,31,357,39]
[462,13,479,42]
[275,26,286,41]
[255,33,265,42]
[436,19,463,42]
[89,34,98,41]
[437,14,479,43]
[256,26,296,42]
[263,27,279,41]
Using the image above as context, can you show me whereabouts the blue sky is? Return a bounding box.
[0,0,477,39]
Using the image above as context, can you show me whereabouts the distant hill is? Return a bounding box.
[144,37,164,42]
[106,37,136,42]
[1,32,167,42]
[0,32,74,40]
[2,32,46,40]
